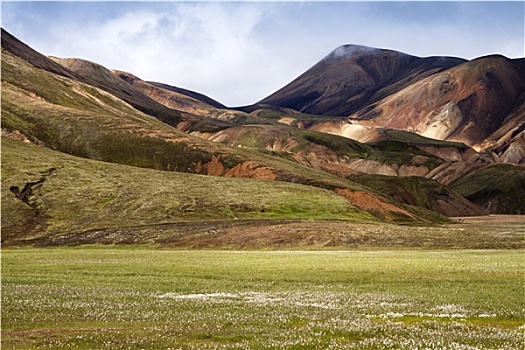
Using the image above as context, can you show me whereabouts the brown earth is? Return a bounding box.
[224,161,277,180]
[335,188,415,221]
[114,70,222,116]
[452,215,525,224]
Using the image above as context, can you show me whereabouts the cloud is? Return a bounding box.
[38,3,279,106]
[2,2,523,106]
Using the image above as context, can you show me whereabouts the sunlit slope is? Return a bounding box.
[353,56,525,148]
[204,124,488,217]
[207,123,450,178]
[1,137,378,244]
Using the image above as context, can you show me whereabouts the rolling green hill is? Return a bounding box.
[2,137,377,245]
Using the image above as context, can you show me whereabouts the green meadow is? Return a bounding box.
[2,248,524,349]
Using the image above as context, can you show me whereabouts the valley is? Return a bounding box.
[1,26,524,350]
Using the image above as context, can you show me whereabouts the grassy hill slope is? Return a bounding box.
[2,137,377,245]
[450,164,525,214]
[0,48,352,185]
[349,174,485,217]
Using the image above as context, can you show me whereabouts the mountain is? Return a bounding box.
[2,40,355,187]
[4,28,474,244]
[2,28,524,246]
[47,56,216,130]
[351,55,525,149]
[255,44,525,162]
[114,70,248,124]
[258,45,466,116]
[0,28,81,81]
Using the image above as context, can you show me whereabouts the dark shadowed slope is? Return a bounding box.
[450,164,525,214]
[0,28,81,81]
[258,45,465,116]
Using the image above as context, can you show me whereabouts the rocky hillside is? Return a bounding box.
[351,55,525,150]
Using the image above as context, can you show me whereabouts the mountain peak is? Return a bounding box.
[330,44,383,58]
[324,44,412,62]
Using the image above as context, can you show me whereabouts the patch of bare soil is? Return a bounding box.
[335,188,415,220]
[192,156,277,180]
[224,161,277,180]
[194,155,225,176]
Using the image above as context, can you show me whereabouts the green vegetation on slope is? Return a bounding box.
[350,175,455,207]
[1,40,501,231]
[1,137,374,243]
[0,49,370,188]
[4,47,458,226]
[1,48,210,170]
[450,164,525,214]
[301,129,372,157]
[348,174,485,217]
[382,129,470,149]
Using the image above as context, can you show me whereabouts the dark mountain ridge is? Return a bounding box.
[147,81,227,109]
[0,28,81,81]
[258,44,467,116]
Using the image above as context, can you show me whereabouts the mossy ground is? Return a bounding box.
[450,164,525,214]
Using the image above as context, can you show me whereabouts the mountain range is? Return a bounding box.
[1,28,524,246]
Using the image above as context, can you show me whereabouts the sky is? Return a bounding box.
[2,1,524,106]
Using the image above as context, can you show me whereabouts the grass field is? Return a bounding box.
[2,248,524,349]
